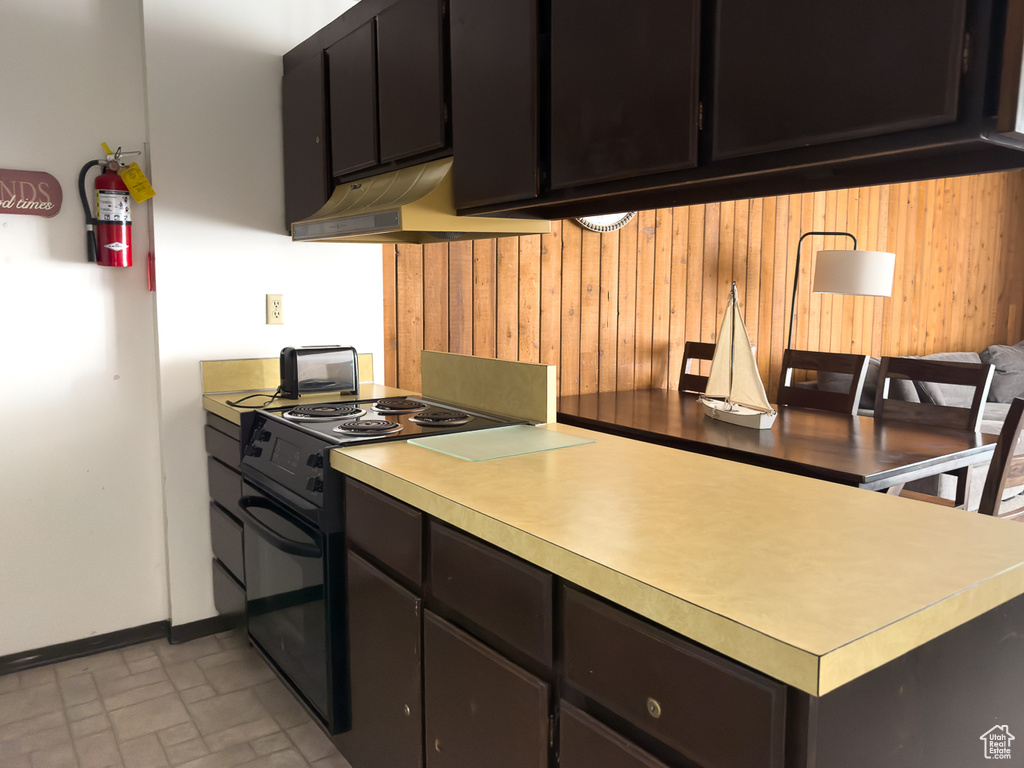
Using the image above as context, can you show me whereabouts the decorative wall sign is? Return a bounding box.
[0,169,62,218]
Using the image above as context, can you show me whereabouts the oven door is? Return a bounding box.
[238,480,336,726]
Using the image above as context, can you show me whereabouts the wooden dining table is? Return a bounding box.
[556,389,999,492]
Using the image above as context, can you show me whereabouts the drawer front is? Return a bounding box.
[209,502,244,584]
[207,456,242,518]
[429,522,552,668]
[204,423,241,470]
[212,558,245,621]
[346,479,423,587]
[562,586,786,768]
[559,701,671,768]
[206,411,241,441]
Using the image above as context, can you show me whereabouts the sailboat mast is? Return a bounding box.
[727,281,737,403]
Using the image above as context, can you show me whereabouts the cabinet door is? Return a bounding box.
[449,0,538,209]
[550,0,699,189]
[335,552,423,768]
[711,0,966,160]
[377,0,447,164]
[282,52,330,228]
[327,20,379,177]
[424,611,549,768]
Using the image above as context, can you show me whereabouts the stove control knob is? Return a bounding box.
[306,454,323,468]
[259,431,272,442]
[245,446,263,458]
[305,477,324,493]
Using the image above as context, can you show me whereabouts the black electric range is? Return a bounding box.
[235,395,523,734]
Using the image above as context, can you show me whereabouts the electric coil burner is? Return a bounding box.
[282,403,367,421]
[333,419,404,436]
[409,408,472,426]
[372,397,428,414]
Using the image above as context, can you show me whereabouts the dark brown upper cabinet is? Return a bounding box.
[710,0,967,160]
[376,0,447,163]
[449,0,540,209]
[321,0,448,183]
[549,0,700,190]
[327,21,379,177]
[281,52,330,229]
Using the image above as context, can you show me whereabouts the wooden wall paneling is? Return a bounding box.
[539,223,563,371]
[449,241,474,355]
[616,219,639,391]
[519,234,542,363]
[423,242,450,355]
[633,210,657,389]
[702,202,721,350]
[382,170,1024,401]
[383,245,398,387]
[598,230,620,392]
[496,236,519,361]
[560,221,582,396]
[579,228,601,394]
[396,244,424,390]
[684,206,705,360]
[473,239,497,358]
[650,209,674,389]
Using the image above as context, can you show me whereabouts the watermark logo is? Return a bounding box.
[980,725,1015,760]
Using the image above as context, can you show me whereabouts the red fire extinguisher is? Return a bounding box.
[79,150,138,268]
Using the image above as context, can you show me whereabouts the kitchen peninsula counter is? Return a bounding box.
[329,422,1024,697]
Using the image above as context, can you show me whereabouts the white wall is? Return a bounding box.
[0,0,383,655]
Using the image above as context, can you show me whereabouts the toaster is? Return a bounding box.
[279,346,359,398]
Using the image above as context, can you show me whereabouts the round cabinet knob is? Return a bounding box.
[403,704,411,716]
[434,739,442,752]
[646,697,662,719]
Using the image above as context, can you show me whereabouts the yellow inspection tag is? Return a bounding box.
[119,162,156,204]
[102,142,114,155]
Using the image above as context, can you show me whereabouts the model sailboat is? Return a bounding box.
[699,282,777,429]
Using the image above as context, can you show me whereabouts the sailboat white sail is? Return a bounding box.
[699,282,777,429]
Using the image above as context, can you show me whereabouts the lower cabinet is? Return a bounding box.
[423,611,550,768]
[335,551,423,768]
[205,413,245,629]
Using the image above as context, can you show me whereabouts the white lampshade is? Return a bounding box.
[812,249,895,297]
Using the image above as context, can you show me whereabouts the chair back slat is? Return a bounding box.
[777,350,870,415]
[874,357,993,433]
[679,341,716,393]
[979,398,1024,518]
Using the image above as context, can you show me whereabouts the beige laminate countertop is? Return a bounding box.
[329,422,1024,697]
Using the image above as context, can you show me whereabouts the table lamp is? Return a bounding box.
[787,230,896,349]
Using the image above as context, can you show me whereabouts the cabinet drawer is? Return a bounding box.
[559,701,670,768]
[429,522,552,668]
[562,587,786,768]
[206,411,241,441]
[205,424,241,470]
[207,456,242,518]
[209,502,244,584]
[345,480,423,587]
[212,558,245,622]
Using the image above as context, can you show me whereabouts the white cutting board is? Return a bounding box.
[409,425,594,461]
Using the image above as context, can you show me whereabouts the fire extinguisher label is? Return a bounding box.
[96,189,131,223]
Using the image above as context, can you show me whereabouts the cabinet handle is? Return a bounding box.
[646,697,662,719]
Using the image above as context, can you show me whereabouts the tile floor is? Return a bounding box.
[0,629,354,768]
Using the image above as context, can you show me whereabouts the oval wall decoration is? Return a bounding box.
[0,168,63,218]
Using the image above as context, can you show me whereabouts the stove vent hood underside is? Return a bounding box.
[291,158,550,244]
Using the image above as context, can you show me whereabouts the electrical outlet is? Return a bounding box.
[266,294,284,325]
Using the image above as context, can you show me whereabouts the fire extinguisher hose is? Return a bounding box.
[78,159,103,263]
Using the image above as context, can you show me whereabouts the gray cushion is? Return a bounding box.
[981,341,1024,403]
[913,351,985,408]
[817,356,882,410]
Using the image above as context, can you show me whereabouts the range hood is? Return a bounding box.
[291,158,550,244]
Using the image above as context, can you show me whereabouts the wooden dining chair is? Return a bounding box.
[776,349,870,415]
[679,341,716,393]
[978,397,1024,519]
[875,356,995,507]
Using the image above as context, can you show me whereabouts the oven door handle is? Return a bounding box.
[238,496,323,559]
